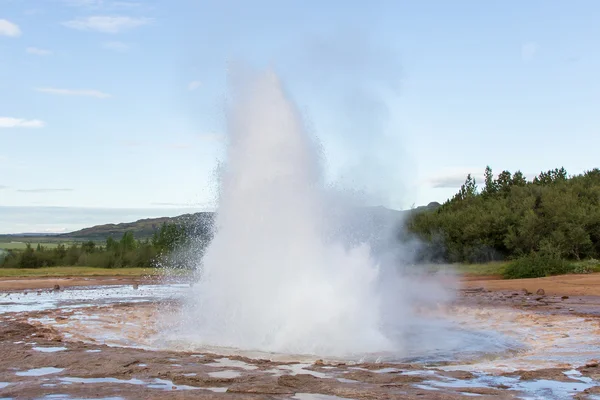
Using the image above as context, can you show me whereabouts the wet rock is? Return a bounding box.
[508,368,580,382]
[165,372,234,387]
[132,284,139,290]
[562,295,569,300]
[228,377,294,394]
[53,284,60,292]
[458,387,506,396]
[439,370,475,380]
[342,370,424,385]
[522,288,532,295]
[536,288,545,295]
[278,374,320,388]
[585,360,599,368]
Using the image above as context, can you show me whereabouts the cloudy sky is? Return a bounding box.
[1,0,599,233]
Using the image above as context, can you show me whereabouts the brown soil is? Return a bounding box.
[4,272,600,298]
[463,273,600,297]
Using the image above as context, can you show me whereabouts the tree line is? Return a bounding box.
[406,166,600,278]
[1,222,204,269]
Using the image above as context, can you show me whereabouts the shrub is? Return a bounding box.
[503,253,575,279]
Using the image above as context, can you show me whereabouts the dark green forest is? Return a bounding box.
[406,166,600,278]
[0,222,203,269]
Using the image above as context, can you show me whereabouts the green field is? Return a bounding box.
[0,242,66,250]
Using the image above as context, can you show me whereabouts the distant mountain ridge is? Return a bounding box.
[60,203,441,241]
[1,203,441,242]
[59,212,214,241]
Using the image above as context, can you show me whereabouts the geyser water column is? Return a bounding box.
[176,69,424,357]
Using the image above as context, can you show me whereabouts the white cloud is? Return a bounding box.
[62,16,152,34]
[35,87,111,99]
[426,168,484,189]
[17,188,74,193]
[0,19,21,37]
[521,41,538,62]
[0,117,45,128]
[43,227,69,233]
[102,40,129,52]
[188,80,201,91]
[26,47,52,56]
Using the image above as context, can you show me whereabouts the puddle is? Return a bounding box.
[59,377,199,391]
[207,370,242,379]
[293,394,354,400]
[146,378,199,390]
[60,377,145,386]
[419,372,599,399]
[36,396,124,400]
[205,387,228,392]
[16,367,64,376]
[206,358,258,371]
[401,370,437,376]
[564,369,594,383]
[0,382,9,389]
[278,364,329,379]
[414,383,440,391]
[0,284,188,314]
[85,349,101,353]
[32,347,67,353]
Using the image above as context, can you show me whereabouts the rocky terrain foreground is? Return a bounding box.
[1,274,600,399]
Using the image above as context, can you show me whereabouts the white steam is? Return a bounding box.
[169,68,455,359]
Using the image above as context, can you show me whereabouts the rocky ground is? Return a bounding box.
[1,274,600,399]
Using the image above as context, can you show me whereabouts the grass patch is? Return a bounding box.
[427,261,508,276]
[0,242,65,250]
[0,266,192,278]
[452,262,508,276]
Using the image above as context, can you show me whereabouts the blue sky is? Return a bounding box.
[1,0,599,233]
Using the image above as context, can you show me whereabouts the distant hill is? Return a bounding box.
[1,204,439,243]
[59,212,214,241]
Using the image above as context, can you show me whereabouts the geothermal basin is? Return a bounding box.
[2,70,599,399]
[1,280,600,400]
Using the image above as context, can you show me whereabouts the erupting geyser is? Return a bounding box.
[172,69,454,358]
